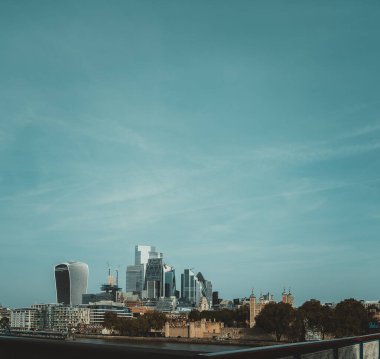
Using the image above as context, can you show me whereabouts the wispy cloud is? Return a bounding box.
[338,123,380,140]
[247,141,380,165]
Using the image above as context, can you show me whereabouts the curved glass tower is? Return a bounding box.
[54,261,89,305]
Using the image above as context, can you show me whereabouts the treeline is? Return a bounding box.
[256,298,373,341]
[189,298,375,342]
[188,305,249,327]
[103,298,374,340]
[103,311,166,336]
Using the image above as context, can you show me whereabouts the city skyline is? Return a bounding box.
[1,1,380,308]
[0,244,370,309]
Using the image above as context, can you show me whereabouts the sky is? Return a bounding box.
[0,0,380,308]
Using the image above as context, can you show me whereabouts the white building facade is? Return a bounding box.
[10,308,39,330]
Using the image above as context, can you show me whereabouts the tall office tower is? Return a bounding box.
[181,269,201,306]
[196,272,213,307]
[134,245,163,296]
[212,291,219,306]
[126,264,144,293]
[135,245,156,267]
[144,258,164,299]
[54,261,89,305]
[164,265,176,297]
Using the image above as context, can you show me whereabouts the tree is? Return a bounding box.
[299,300,335,339]
[188,307,249,327]
[105,311,167,337]
[286,308,306,342]
[234,305,250,327]
[0,317,10,331]
[103,311,119,330]
[143,311,167,330]
[255,302,295,341]
[334,299,370,337]
[188,309,201,321]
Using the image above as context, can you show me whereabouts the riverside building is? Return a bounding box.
[10,308,39,331]
[87,301,132,325]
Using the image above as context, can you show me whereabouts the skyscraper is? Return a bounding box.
[144,258,164,299]
[181,269,201,306]
[54,261,89,305]
[135,245,156,267]
[196,272,213,307]
[125,264,144,293]
[164,265,176,297]
[127,245,163,298]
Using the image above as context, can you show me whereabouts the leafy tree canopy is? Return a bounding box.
[255,302,295,341]
[334,299,370,337]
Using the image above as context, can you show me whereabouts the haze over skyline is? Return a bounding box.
[1,0,380,308]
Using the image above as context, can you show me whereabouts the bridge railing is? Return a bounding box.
[1,332,380,358]
[198,333,380,359]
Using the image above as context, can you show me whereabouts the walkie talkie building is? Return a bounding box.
[54,261,89,305]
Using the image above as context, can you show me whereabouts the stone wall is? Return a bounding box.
[164,319,224,338]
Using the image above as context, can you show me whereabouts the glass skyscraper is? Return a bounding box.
[125,264,143,293]
[196,272,213,307]
[181,269,201,306]
[54,261,89,305]
[144,258,164,299]
[127,245,163,298]
[164,265,176,297]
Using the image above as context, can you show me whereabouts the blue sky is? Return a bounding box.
[1,0,380,308]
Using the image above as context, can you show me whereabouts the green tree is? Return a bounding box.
[234,305,250,327]
[334,299,370,337]
[189,306,250,328]
[103,311,119,330]
[188,309,201,321]
[118,318,149,336]
[144,311,167,330]
[0,317,10,331]
[299,300,335,339]
[255,302,295,341]
[111,311,166,337]
[286,308,306,342]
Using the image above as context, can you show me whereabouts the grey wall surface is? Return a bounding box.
[338,344,360,359]
[364,341,379,359]
[301,349,334,359]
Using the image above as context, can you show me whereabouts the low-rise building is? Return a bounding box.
[10,308,39,330]
[31,303,59,330]
[51,306,90,331]
[219,300,234,310]
[87,301,132,325]
[361,300,380,322]
[129,306,154,316]
[156,297,177,312]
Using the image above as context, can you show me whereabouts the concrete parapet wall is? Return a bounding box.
[338,344,360,359]
[301,349,334,359]
[364,341,379,359]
